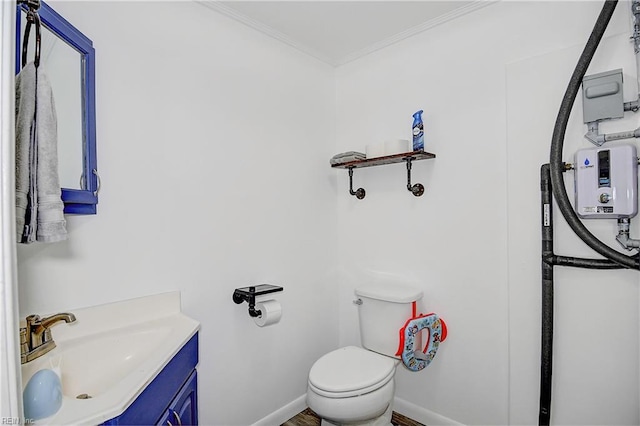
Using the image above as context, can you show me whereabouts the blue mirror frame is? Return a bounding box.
[16,0,97,215]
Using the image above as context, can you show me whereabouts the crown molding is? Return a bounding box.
[196,0,339,65]
[196,0,497,67]
[337,1,497,65]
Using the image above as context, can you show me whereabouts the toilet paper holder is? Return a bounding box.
[233,284,283,317]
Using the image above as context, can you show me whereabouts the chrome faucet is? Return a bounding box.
[20,313,76,364]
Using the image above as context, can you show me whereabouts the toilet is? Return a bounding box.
[306,283,423,425]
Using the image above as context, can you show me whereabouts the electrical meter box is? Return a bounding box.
[582,69,624,123]
[574,144,638,219]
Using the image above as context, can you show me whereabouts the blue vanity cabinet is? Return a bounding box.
[156,371,198,425]
[102,333,199,425]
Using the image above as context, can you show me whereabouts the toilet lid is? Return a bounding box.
[308,346,396,396]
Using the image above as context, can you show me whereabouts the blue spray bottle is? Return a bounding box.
[412,110,424,152]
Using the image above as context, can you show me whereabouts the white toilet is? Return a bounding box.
[306,283,423,425]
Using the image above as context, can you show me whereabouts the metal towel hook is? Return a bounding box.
[20,0,42,69]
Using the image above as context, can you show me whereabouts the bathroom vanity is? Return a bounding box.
[20,292,200,425]
[102,333,198,425]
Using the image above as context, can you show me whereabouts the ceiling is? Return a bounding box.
[199,1,491,66]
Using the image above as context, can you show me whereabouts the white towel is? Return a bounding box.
[15,62,67,243]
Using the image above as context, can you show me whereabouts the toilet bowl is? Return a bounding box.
[306,283,423,426]
[306,346,399,425]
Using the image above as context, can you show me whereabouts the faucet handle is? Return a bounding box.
[42,328,53,344]
[19,328,29,354]
[25,314,40,325]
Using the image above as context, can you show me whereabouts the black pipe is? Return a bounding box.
[539,164,555,426]
[549,0,639,270]
[539,164,626,426]
[551,255,626,269]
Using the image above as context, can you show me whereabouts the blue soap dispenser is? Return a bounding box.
[412,110,424,152]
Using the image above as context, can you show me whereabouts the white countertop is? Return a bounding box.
[21,292,200,425]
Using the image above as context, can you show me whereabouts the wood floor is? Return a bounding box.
[281,407,425,426]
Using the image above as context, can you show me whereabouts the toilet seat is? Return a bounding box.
[308,346,397,398]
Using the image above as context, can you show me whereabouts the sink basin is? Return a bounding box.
[20,292,200,425]
[57,325,173,398]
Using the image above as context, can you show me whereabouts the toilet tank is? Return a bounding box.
[355,283,423,358]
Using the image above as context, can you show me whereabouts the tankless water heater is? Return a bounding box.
[574,144,638,219]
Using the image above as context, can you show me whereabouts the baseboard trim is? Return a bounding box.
[251,394,463,426]
[393,397,465,426]
[251,394,307,426]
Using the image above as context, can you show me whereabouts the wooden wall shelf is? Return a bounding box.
[331,151,436,199]
[331,151,435,169]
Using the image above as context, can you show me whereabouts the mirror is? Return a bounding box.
[16,1,97,214]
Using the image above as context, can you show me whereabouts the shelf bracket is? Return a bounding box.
[348,167,366,199]
[405,158,425,197]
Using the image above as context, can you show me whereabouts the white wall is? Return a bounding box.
[15,2,338,425]
[12,1,640,425]
[335,1,639,425]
